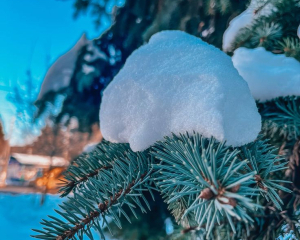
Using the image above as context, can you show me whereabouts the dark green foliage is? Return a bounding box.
[258,96,300,144]
[255,96,300,239]
[240,137,292,210]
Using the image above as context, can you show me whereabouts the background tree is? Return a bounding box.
[35,0,249,131]
[7,70,41,144]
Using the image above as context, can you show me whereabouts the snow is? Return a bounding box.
[276,222,300,240]
[83,142,98,153]
[82,64,95,74]
[298,25,300,38]
[100,30,261,152]
[38,34,88,99]
[0,194,62,240]
[84,42,108,62]
[0,193,106,240]
[223,0,276,52]
[232,47,300,101]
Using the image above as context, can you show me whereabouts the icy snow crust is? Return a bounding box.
[232,47,300,102]
[100,31,261,152]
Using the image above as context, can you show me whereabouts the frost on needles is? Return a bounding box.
[33,31,291,240]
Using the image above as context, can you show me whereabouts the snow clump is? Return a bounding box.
[232,47,300,102]
[100,31,261,152]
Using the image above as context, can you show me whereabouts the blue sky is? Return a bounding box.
[0,0,106,138]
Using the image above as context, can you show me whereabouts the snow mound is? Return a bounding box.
[232,47,300,102]
[223,0,275,52]
[100,31,261,152]
[38,34,88,100]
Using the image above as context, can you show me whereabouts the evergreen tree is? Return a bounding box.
[32,28,297,240]
[32,1,300,239]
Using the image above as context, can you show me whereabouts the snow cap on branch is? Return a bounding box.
[38,34,88,100]
[232,47,300,102]
[38,34,108,100]
[100,31,261,152]
[222,0,275,52]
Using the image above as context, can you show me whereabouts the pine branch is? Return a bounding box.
[33,146,153,240]
[152,133,260,236]
[258,96,300,142]
[230,0,300,58]
[59,141,130,197]
[279,37,300,60]
[240,137,292,210]
[34,133,289,240]
[55,172,148,240]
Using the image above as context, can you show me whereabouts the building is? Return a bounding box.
[6,153,68,187]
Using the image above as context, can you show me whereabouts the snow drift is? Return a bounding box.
[100,31,261,152]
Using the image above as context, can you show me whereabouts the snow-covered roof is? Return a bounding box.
[11,153,69,167]
[100,30,261,152]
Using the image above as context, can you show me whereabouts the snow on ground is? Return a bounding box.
[0,193,103,240]
[223,0,276,52]
[0,194,63,240]
[232,47,300,102]
[100,30,261,152]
